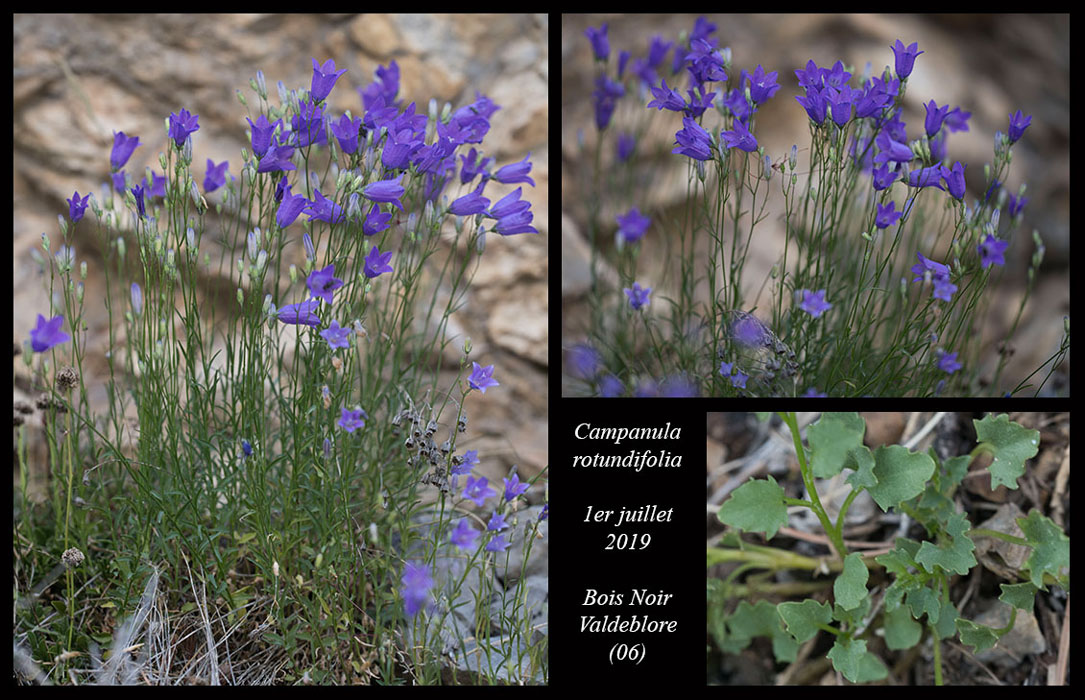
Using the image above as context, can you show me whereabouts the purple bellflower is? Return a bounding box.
[204,159,230,193]
[310,58,346,102]
[257,143,297,173]
[936,350,962,374]
[400,561,434,618]
[584,23,610,61]
[131,184,146,218]
[592,75,624,131]
[741,65,780,105]
[110,132,141,171]
[449,181,490,216]
[624,282,652,310]
[306,264,344,304]
[320,320,352,350]
[276,298,322,327]
[168,108,200,148]
[493,153,535,187]
[463,475,497,507]
[337,407,368,432]
[382,128,423,171]
[30,314,71,352]
[795,86,828,126]
[924,100,950,138]
[891,40,923,79]
[616,207,651,243]
[720,118,759,152]
[363,204,392,236]
[468,362,499,393]
[450,518,479,550]
[247,115,280,158]
[67,191,91,223]
[330,113,363,155]
[672,117,713,161]
[276,186,309,229]
[875,201,902,229]
[1007,192,1029,218]
[647,79,687,112]
[1008,110,1032,144]
[306,190,345,224]
[362,174,406,212]
[977,233,1009,269]
[942,161,967,200]
[363,246,394,279]
[796,289,832,318]
[452,449,479,478]
[486,512,509,532]
[503,473,530,502]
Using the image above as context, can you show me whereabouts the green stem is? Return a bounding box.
[779,412,849,559]
[967,528,1031,548]
[931,624,943,685]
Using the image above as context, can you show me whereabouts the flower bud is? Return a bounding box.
[131,282,143,316]
[237,287,244,306]
[236,88,247,107]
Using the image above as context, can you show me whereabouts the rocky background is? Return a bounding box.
[562,14,1069,395]
[14,14,549,488]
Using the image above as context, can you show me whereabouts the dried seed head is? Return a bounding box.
[35,394,68,413]
[55,366,80,392]
[61,547,85,569]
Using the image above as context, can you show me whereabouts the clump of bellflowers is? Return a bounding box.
[16,55,546,685]
[566,16,1067,397]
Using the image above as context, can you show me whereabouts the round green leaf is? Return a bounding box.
[834,552,869,611]
[777,599,832,643]
[808,412,866,478]
[867,445,935,512]
[717,475,789,540]
[1017,509,1070,589]
[973,414,1039,490]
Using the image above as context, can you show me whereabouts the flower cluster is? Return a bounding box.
[26,48,549,677]
[566,16,1058,397]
